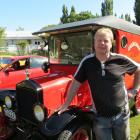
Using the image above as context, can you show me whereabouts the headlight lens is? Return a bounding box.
[33,104,45,122]
[5,96,12,109]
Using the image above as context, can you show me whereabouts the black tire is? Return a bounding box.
[57,124,92,140]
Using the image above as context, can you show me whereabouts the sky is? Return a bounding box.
[0,0,135,32]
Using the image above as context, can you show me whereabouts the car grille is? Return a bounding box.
[16,80,43,124]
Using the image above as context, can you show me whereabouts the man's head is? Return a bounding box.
[94,27,114,55]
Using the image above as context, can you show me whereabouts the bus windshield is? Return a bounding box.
[49,31,93,64]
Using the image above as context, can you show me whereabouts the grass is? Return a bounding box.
[130,115,140,140]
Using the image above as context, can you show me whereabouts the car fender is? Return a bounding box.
[41,110,79,136]
[41,109,94,137]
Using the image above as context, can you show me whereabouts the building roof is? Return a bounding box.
[5,31,39,40]
[33,15,140,36]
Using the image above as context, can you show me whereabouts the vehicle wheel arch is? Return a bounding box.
[57,119,94,140]
[40,108,94,138]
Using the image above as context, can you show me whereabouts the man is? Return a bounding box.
[57,27,140,140]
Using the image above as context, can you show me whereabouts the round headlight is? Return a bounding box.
[5,96,12,109]
[33,105,45,122]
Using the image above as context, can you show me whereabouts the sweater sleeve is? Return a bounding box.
[122,55,139,75]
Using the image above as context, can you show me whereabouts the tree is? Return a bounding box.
[16,40,29,55]
[120,14,124,19]
[120,14,131,22]
[77,11,95,21]
[60,5,95,24]
[134,0,140,25]
[101,0,113,16]
[67,6,77,23]
[16,27,29,55]
[60,5,69,23]
[125,14,131,22]
[95,13,100,18]
[0,27,5,48]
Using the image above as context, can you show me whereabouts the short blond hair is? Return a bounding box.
[94,27,114,42]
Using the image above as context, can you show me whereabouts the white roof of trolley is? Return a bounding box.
[33,15,140,36]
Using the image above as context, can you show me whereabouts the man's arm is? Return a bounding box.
[128,65,140,98]
[57,79,81,114]
[133,66,140,92]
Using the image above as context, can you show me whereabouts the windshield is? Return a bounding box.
[0,57,13,64]
[49,31,93,64]
[30,57,48,68]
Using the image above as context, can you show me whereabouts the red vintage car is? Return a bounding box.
[0,16,140,140]
[0,55,48,89]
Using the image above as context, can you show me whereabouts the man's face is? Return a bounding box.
[94,33,112,55]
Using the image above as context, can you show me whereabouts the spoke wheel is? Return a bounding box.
[71,128,88,140]
[58,125,91,140]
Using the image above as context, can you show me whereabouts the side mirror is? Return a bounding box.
[4,68,14,73]
[42,62,50,73]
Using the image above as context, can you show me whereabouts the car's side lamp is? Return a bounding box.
[42,62,50,73]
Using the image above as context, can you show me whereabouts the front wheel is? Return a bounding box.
[58,125,92,140]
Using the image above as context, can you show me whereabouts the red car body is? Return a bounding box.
[0,55,48,89]
[0,16,140,140]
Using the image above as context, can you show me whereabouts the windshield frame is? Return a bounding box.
[48,31,93,65]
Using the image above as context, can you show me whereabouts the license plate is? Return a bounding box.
[4,108,16,121]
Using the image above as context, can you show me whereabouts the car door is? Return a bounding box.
[0,59,27,89]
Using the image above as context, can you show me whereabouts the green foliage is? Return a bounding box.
[16,40,29,55]
[60,5,95,24]
[77,11,95,21]
[130,115,140,140]
[0,27,6,47]
[68,5,77,23]
[60,4,69,23]
[101,0,113,16]
[120,14,131,22]
[120,14,124,19]
[125,14,131,22]
[134,0,140,25]
[59,1,135,25]
[95,13,100,18]
[31,49,48,56]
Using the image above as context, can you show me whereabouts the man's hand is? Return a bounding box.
[55,103,69,115]
[127,89,138,99]
[54,79,81,115]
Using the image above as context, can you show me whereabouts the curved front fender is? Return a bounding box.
[41,111,77,136]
